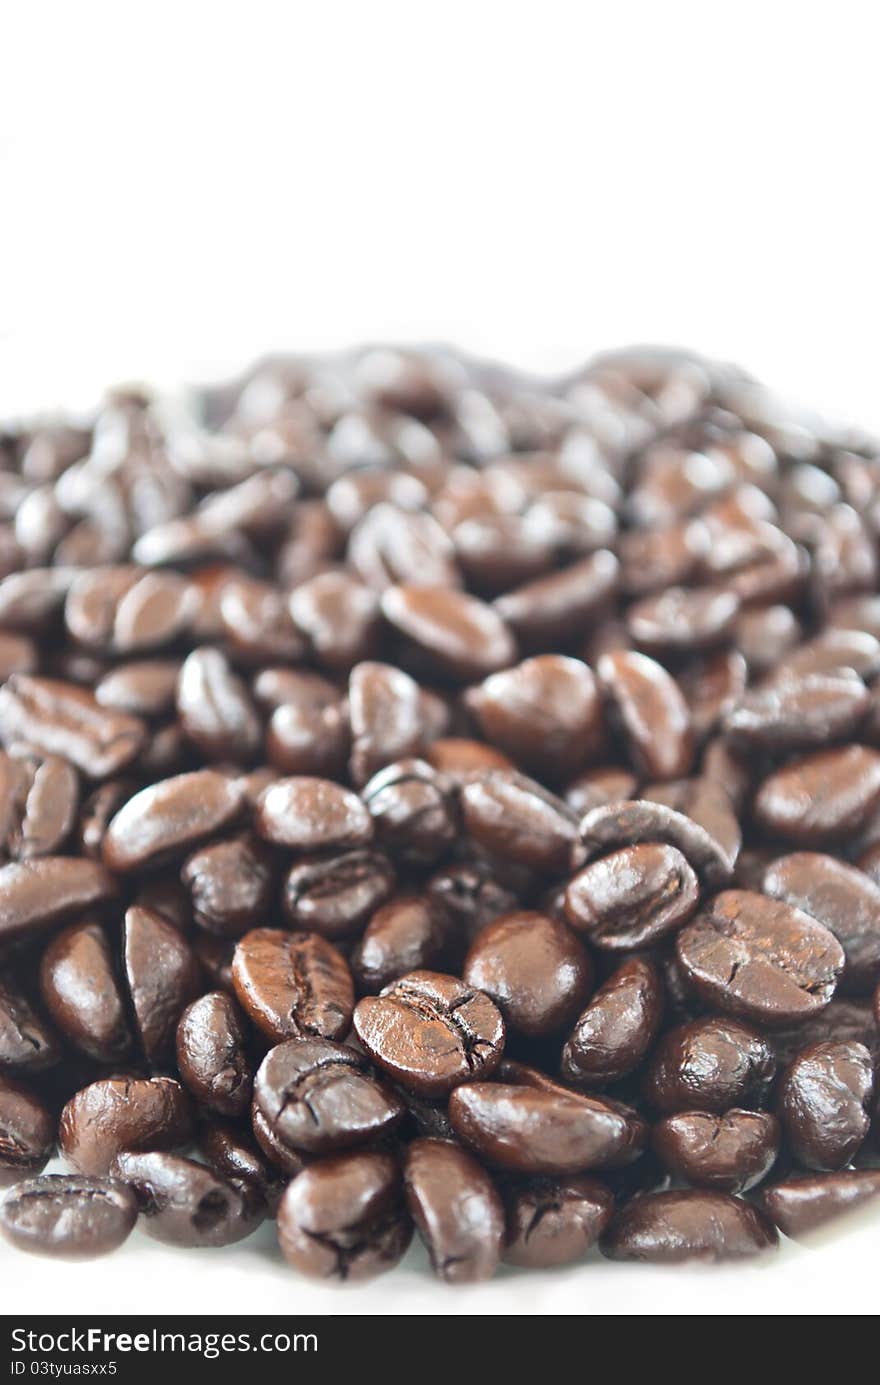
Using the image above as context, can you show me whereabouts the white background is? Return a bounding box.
[1,1,879,1316]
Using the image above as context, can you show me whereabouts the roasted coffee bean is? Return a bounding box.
[102,770,244,872]
[122,906,201,1064]
[773,994,880,1066]
[59,1076,193,1175]
[600,1190,777,1262]
[679,649,747,742]
[778,1040,873,1170]
[426,861,518,945]
[0,1076,55,1185]
[782,627,880,681]
[425,737,514,778]
[448,1081,644,1174]
[277,1152,411,1281]
[0,1175,137,1258]
[643,1017,776,1113]
[252,1038,403,1157]
[231,928,354,1043]
[753,745,880,845]
[563,766,639,816]
[597,650,694,781]
[352,895,455,994]
[112,1151,261,1246]
[0,857,117,946]
[627,586,739,654]
[0,675,145,778]
[565,844,699,951]
[758,1170,880,1238]
[761,853,880,995]
[461,771,578,875]
[502,1174,614,1268]
[723,673,870,752]
[0,752,79,860]
[266,698,350,778]
[381,583,516,682]
[65,567,194,654]
[642,776,742,876]
[254,776,372,852]
[494,551,619,649]
[176,991,253,1116]
[219,575,307,665]
[289,572,381,673]
[95,660,180,719]
[0,976,60,1074]
[466,655,603,782]
[283,849,395,941]
[77,779,135,859]
[734,603,802,675]
[348,661,429,784]
[353,970,505,1097]
[676,890,844,1026]
[176,647,262,763]
[198,1121,285,1214]
[39,919,131,1063]
[361,759,456,867]
[652,1109,779,1193]
[403,1137,504,1282]
[578,798,736,887]
[181,833,276,938]
[561,957,663,1087]
[463,911,592,1038]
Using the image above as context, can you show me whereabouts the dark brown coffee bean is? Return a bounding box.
[403,1137,504,1282]
[773,995,880,1066]
[39,919,131,1064]
[461,771,578,875]
[761,852,880,995]
[353,970,504,1097]
[600,1189,777,1262]
[283,849,395,941]
[252,1038,403,1157]
[348,661,432,785]
[426,861,518,945]
[734,603,802,675]
[254,775,372,852]
[597,650,694,780]
[0,1175,137,1258]
[77,779,135,859]
[360,759,456,867]
[675,890,844,1027]
[0,752,78,864]
[723,673,870,753]
[627,585,740,654]
[0,976,60,1074]
[289,571,381,672]
[381,583,516,682]
[0,675,146,779]
[565,844,699,951]
[95,660,180,719]
[175,991,252,1116]
[198,1121,285,1214]
[782,627,880,681]
[754,745,880,844]
[181,833,276,938]
[349,505,460,591]
[758,1170,880,1238]
[219,575,307,665]
[563,766,639,816]
[642,776,743,876]
[112,1150,261,1246]
[122,906,201,1064]
[651,1109,779,1193]
[0,857,117,946]
[561,957,663,1087]
[102,770,244,872]
[65,567,194,654]
[466,655,603,782]
[425,737,514,778]
[176,647,262,763]
[679,649,748,742]
[266,699,349,779]
[643,1017,776,1113]
[352,895,455,994]
[277,1152,411,1281]
[448,1081,644,1174]
[231,927,354,1043]
[778,1040,873,1170]
[494,551,619,649]
[463,911,592,1039]
[502,1174,614,1268]
[0,1076,55,1185]
[620,521,707,597]
[59,1076,193,1175]
[578,799,737,889]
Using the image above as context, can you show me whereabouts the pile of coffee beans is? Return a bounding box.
[1,344,879,1278]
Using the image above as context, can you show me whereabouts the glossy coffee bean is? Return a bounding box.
[753,745,880,845]
[198,1121,285,1214]
[561,957,663,1087]
[39,919,131,1063]
[778,1040,874,1170]
[494,551,619,649]
[0,674,146,779]
[578,798,735,888]
[761,853,880,996]
[403,1137,504,1282]
[466,655,603,782]
[426,861,518,945]
[676,890,844,1027]
[597,650,693,781]
[564,766,639,816]
[723,673,870,752]
[77,779,135,860]
[0,752,79,860]
[95,659,180,719]
[253,1038,403,1157]
[448,1081,644,1174]
[348,661,431,785]
[565,844,699,951]
[0,856,117,946]
[0,1175,137,1259]
[103,770,244,872]
[289,572,381,673]
[361,759,456,866]
[463,911,592,1038]
[0,1076,55,1185]
[758,1170,880,1238]
[181,833,276,938]
[502,1174,614,1268]
[381,583,516,683]
[627,585,739,654]
[652,1109,779,1193]
[461,771,578,875]
[600,1190,777,1262]
[176,647,262,763]
[123,906,201,1064]
[283,849,395,941]
[112,1151,261,1246]
[425,737,514,778]
[642,776,742,875]
[643,1017,776,1113]
[352,895,455,994]
[0,977,60,1074]
[59,1076,193,1175]
[353,970,505,1097]
[277,1152,411,1281]
[254,776,372,852]
[176,991,253,1116]
[231,927,354,1043]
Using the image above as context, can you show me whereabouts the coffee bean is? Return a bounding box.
[561,957,663,1087]
[352,895,455,994]
[642,776,742,876]
[754,745,880,845]
[466,655,603,782]
[181,833,276,938]
[0,857,117,945]
[0,1175,137,1258]
[59,1076,193,1175]
[112,1151,261,1246]
[283,849,395,941]
[461,771,578,875]
[723,673,870,752]
[600,1190,777,1262]
[102,770,244,872]
[463,911,592,1038]
[175,991,253,1116]
[361,759,456,866]
[95,660,180,719]
[77,780,135,859]
[348,661,431,785]
[494,551,619,649]
[426,861,517,944]
[231,928,354,1043]
[563,767,639,816]
[65,567,194,654]
[176,647,262,763]
[277,1152,411,1281]
[0,976,60,1074]
[643,1017,776,1113]
[0,1076,55,1185]
[219,575,307,665]
[565,844,699,951]
[252,1038,403,1157]
[758,1170,880,1238]
[123,906,201,1064]
[254,776,372,852]
[353,970,505,1097]
[0,752,79,860]
[762,852,880,995]
[502,1175,614,1268]
[597,650,694,780]
[778,1040,873,1170]
[652,1109,779,1193]
[0,675,146,778]
[627,586,740,654]
[578,798,736,887]
[403,1137,504,1282]
[381,583,516,682]
[39,919,131,1063]
[198,1120,285,1214]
